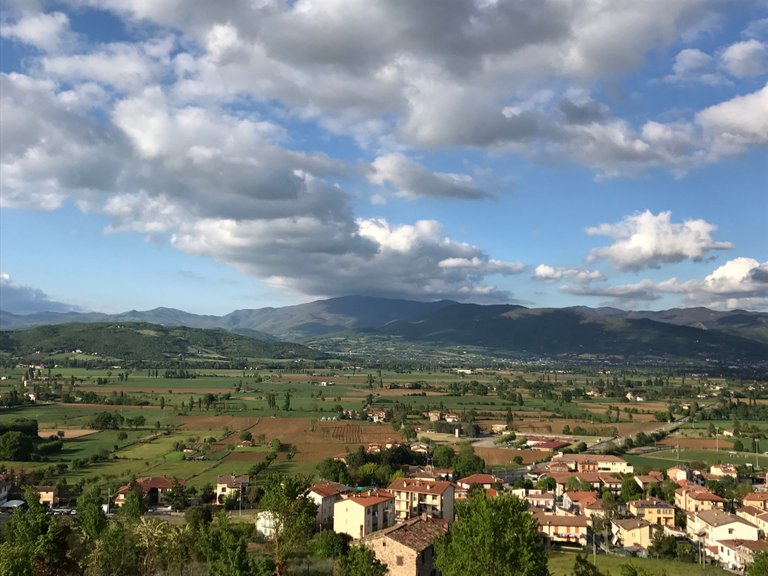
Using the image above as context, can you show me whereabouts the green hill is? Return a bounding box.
[0,322,328,363]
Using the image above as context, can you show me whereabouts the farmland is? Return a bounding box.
[2,355,767,496]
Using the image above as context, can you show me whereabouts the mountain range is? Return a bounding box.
[2,296,767,365]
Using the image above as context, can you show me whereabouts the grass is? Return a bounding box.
[548,551,731,576]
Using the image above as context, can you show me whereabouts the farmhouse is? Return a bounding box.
[710,464,738,479]
[35,486,59,507]
[363,516,449,576]
[388,477,455,523]
[215,474,248,505]
[115,476,182,508]
[334,490,395,539]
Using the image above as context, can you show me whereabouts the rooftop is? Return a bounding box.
[389,477,453,495]
[365,517,449,552]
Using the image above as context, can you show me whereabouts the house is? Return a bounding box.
[612,518,654,550]
[456,473,502,490]
[562,491,599,515]
[511,489,555,510]
[307,481,352,528]
[369,410,388,423]
[743,492,768,511]
[687,510,760,555]
[334,490,395,539]
[255,511,278,539]
[548,472,622,497]
[444,413,460,424]
[634,471,664,492]
[402,465,455,482]
[427,410,442,422]
[736,506,768,534]
[710,464,738,479]
[115,476,182,508]
[674,486,724,513]
[722,429,735,437]
[715,540,768,572]
[215,474,249,505]
[532,509,589,546]
[667,465,691,483]
[409,442,430,456]
[363,516,449,576]
[549,453,633,474]
[628,499,675,527]
[388,477,455,523]
[36,486,59,507]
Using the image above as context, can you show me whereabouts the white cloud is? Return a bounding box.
[533,265,605,283]
[0,273,78,314]
[0,11,72,52]
[563,257,768,311]
[368,153,492,200]
[586,210,733,270]
[721,39,767,77]
[696,83,768,159]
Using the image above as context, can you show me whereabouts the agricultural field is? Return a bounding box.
[2,360,767,494]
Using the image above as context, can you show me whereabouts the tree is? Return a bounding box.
[87,519,140,576]
[434,492,549,576]
[312,529,351,559]
[733,439,745,452]
[76,485,108,551]
[432,444,456,468]
[259,474,317,575]
[620,476,643,502]
[165,479,190,511]
[748,551,768,576]
[0,431,34,460]
[198,512,257,576]
[317,458,351,484]
[119,485,146,520]
[452,442,485,478]
[336,544,388,576]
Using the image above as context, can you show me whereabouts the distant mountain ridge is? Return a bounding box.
[2,296,767,365]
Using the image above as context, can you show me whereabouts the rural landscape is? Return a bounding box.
[1,297,768,575]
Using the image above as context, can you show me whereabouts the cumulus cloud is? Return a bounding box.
[697,83,768,158]
[533,265,605,283]
[721,39,767,77]
[662,257,768,310]
[586,210,733,270]
[368,153,492,200]
[562,257,768,310]
[0,11,73,52]
[0,273,78,314]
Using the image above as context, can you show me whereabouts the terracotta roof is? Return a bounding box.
[342,490,394,507]
[457,473,502,486]
[744,493,768,502]
[564,491,598,502]
[389,477,453,495]
[553,454,629,463]
[117,476,181,494]
[716,539,768,552]
[689,491,724,502]
[309,482,347,498]
[365,517,449,552]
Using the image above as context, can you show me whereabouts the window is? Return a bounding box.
[396,556,404,566]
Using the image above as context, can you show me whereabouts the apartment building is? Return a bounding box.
[388,478,455,523]
[334,490,395,539]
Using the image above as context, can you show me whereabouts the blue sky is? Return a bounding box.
[1,0,766,316]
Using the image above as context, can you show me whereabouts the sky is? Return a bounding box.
[0,0,767,316]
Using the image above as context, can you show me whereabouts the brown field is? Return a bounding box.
[474,447,544,466]
[173,415,261,430]
[37,428,96,439]
[659,437,733,450]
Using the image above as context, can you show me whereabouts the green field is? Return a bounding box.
[548,552,730,576]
